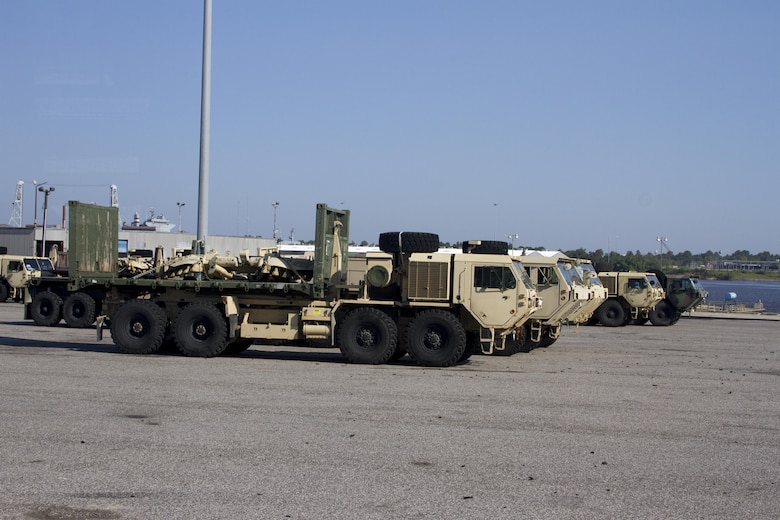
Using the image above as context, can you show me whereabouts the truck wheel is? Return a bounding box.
[378,232,439,254]
[537,333,558,348]
[649,300,675,326]
[0,282,9,302]
[174,302,229,357]
[597,300,625,327]
[222,339,254,356]
[406,309,466,367]
[111,300,166,354]
[389,343,408,361]
[63,292,97,328]
[336,307,398,364]
[30,292,63,326]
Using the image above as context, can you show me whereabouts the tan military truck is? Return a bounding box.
[515,252,593,349]
[0,255,56,302]
[44,202,543,367]
[591,271,665,327]
[567,259,608,325]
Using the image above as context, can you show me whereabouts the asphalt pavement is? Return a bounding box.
[0,302,778,519]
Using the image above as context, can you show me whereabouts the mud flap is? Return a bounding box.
[95,315,107,341]
[222,296,239,339]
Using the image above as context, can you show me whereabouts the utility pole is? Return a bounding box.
[272,202,280,240]
[177,202,186,232]
[38,185,55,257]
[196,0,212,252]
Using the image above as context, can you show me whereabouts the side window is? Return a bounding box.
[628,278,646,289]
[537,266,558,286]
[474,266,517,290]
[8,260,22,272]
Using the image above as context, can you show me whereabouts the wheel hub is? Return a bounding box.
[194,323,208,339]
[356,327,377,347]
[131,321,145,335]
[423,329,443,350]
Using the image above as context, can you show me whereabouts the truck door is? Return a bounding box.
[468,264,520,328]
[5,260,28,289]
[624,276,649,307]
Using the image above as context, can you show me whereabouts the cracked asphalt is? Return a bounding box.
[0,302,778,519]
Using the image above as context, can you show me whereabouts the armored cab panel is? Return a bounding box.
[67,201,118,278]
[599,272,618,295]
[347,251,393,288]
[312,204,350,298]
[407,253,451,301]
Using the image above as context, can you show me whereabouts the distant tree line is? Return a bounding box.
[319,239,780,275]
[560,248,779,273]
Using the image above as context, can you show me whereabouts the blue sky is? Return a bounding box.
[1,1,778,255]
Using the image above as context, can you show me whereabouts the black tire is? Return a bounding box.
[406,309,466,367]
[111,299,166,354]
[462,240,510,255]
[537,332,558,348]
[30,292,63,326]
[222,339,254,356]
[0,282,9,302]
[63,292,97,328]
[174,302,229,357]
[389,343,407,361]
[378,232,439,254]
[336,307,398,364]
[649,300,675,326]
[597,300,626,327]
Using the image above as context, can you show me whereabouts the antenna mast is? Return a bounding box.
[8,180,23,227]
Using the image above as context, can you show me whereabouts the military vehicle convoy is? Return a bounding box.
[647,270,708,326]
[26,202,542,366]
[0,254,56,302]
[514,253,593,349]
[590,271,665,327]
[567,259,608,325]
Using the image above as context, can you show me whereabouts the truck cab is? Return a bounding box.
[567,259,608,325]
[0,255,56,302]
[649,271,708,325]
[516,253,592,348]
[593,271,665,326]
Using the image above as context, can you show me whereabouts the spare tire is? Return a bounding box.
[378,232,439,254]
[462,240,510,255]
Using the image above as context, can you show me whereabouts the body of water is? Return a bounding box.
[697,279,780,314]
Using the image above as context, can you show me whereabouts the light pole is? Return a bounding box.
[38,185,55,257]
[507,233,519,249]
[176,202,186,233]
[32,180,47,230]
[493,203,498,240]
[272,202,279,240]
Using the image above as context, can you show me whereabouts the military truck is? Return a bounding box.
[646,270,708,326]
[566,259,608,325]
[33,202,540,367]
[590,271,665,327]
[514,252,593,349]
[24,203,117,328]
[0,255,56,302]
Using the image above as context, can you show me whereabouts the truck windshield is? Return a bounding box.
[24,258,55,272]
[577,263,603,286]
[512,260,536,290]
[646,275,661,289]
[556,261,582,286]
